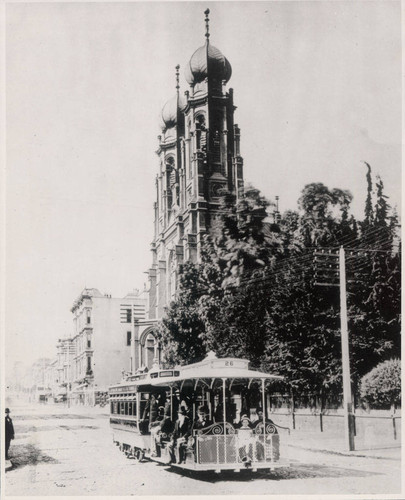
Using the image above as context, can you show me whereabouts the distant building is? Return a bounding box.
[70,288,146,405]
[134,10,244,371]
[44,359,59,399]
[29,358,53,402]
[54,337,76,401]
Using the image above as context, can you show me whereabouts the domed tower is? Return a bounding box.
[147,9,244,322]
[182,8,244,252]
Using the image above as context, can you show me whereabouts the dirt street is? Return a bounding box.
[5,402,402,497]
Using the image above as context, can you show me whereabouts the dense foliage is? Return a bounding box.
[360,359,401,409]
[157,166,401,399]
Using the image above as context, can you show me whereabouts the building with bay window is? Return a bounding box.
[70,288,146,405]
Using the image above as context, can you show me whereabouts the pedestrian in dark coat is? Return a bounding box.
[5,408,15,460]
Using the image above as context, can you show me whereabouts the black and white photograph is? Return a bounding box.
[2,1,402,498]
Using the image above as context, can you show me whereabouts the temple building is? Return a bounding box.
[132,10,244,371]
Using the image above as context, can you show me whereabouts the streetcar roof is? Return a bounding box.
[109,353,283,391]
[154,353,283,385]
[153,368,282,386]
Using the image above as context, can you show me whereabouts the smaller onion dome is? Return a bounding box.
[185,43,232,86]
[160,93,187,131]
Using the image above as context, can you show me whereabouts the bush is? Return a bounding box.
[360,359,401,409]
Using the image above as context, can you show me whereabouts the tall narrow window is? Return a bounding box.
[196,114,206,151]
[86,309,91,324]
[127,331,132,346]
[126,309,132,323]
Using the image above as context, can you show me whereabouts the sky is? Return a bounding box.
[4,1,402,373]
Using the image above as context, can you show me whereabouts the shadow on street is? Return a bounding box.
[163,462,383,484]
[6,443,59,471]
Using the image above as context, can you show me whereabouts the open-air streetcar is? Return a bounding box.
[109,352,290,473]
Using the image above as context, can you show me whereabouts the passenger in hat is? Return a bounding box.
[237,414,254,464]
[238,414,252,429]
[167,406,191,464]
[150,406,165,457]
[5,408,15,460]
[251,407,279,462]
[193,405,213,432]
[192,405,215,463]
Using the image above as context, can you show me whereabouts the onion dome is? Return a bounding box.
[185,44,232,85]
[161,93,187,130]
[160,64,187,131]
[184,9,232,86]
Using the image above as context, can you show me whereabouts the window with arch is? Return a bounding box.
[145,333,156,368]
[165,156,175,209]
[195,114,207,151]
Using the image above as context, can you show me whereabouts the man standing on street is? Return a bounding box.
[5,408,15,460]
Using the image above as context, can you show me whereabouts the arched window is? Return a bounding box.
[146,334,155,368]
[165,156,175,209]
[196,114,206,151]
[167,250,176,300]
[139,329,160,369]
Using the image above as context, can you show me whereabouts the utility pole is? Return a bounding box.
[339,246,355,451]
[313,246,355,451]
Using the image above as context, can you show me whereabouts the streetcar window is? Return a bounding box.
[139,392,151,421]
[125,402,129,415]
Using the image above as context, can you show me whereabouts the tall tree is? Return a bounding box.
[157,175,400,400]
[155,262,206,366]
[198,187,283,363]
[362,161,374,230]
[297,183,356,247]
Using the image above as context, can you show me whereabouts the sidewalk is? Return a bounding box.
[288,430,401,461]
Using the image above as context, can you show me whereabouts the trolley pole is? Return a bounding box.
[339,246,355,451]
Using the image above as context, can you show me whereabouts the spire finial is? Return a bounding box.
[175,64,180,92]
[204,8,210,40]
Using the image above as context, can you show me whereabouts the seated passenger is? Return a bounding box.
[150,406,165,457]
[193,405,215,463]
[153,410,174,458]
[167,406,191,465]
[213,402,234,424]
[193,406,213,432]
[252,408,279,461]
[252,408,276,430]
[237,414,255,463]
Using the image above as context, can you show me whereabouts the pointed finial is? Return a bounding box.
[204,8,210,40]
[175,64,180,91]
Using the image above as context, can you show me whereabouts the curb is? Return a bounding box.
[289,444,401,461]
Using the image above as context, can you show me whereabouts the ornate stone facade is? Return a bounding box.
[134,10,244,371]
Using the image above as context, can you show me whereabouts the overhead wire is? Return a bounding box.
[171,223,399,300]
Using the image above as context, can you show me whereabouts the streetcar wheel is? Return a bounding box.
[133,448,144,462]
